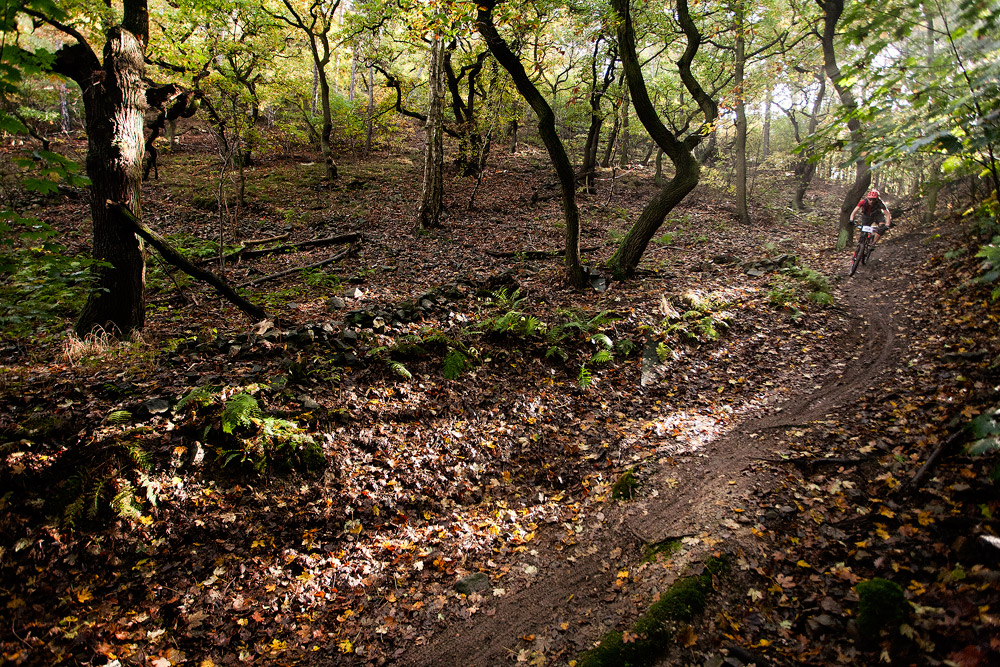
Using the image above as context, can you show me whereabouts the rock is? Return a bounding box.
[745,268,766,277]
[341,329,358,346]
[454,572,490,595]
[343,286,364,299]
[298,395,321,410]
[327,296,346,310]
[372,317,387,333]
[143,398,171,415]
[189,442,205,467]
[420,299,435,310]
[712,254,740,265]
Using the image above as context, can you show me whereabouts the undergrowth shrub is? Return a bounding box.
[767,265,833,319]
[55,429,157,529]
[176,386,323,475]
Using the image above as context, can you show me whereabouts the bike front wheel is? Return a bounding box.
[850,237,865,276]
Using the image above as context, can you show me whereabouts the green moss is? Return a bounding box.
[611,467,640,500]
[856,578,907,638]
[577,567,719,667]
[642,539,682,563]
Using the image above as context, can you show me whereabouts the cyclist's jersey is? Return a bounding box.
[857,197,886,221]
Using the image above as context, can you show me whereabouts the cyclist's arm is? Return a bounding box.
[849,204,862,222]
[884,207,892,225]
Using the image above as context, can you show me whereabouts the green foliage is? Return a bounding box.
[222,393,262,434]
[105,410,132,425]
[176,385,216,411]
[0,147,99,338]
[855,578,907,639]
[59,438,155,529]
[966,406,1000,456]
[301,267,341,287]
[442,347,468,380]
[975,237,1000,300]
[577,363,592,389]
[387,359,413,380]
[767,265,834,318]
[177,386,323,475]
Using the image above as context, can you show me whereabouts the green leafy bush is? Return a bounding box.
[177,387,323,475]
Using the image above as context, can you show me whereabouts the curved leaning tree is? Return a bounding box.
[606,0,718,279]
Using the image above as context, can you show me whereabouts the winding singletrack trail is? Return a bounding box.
[399,232,926,667]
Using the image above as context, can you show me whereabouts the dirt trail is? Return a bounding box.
[399,233,924,667]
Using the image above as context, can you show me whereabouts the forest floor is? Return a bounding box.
[1,127,999,667]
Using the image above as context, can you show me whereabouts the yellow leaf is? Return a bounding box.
[878,507,895,518]
[876,527,891,540]
[76,588,93,603]
[796,560,811,569]
[338,638,353,653]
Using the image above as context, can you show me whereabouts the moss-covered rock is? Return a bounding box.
[611,466,640,500]
[855,577,907,638]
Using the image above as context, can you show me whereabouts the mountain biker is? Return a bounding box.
[849,188,893,246]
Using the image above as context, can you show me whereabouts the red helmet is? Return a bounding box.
[867,189,880,198]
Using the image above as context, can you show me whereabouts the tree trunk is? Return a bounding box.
[607,0,714,278]
[619,89,630,168]
[71,28,148,336]
[762,86,772,160]
[476,2,585,288]
[317,59,338,181]
[416,38,445,231]
[792,70,826,210]
[365,65,375,155]
[578,42,616,194]
[820,0,870,249]
[734,1,751,226]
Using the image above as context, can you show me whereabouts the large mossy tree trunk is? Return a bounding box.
[53,18,149,337]
[607,0,716,279]
[820,0,870,249]
[476,1,586,288]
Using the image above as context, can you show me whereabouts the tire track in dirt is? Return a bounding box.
[399,233,923,667]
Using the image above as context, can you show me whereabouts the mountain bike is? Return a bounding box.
[849,223,876,276]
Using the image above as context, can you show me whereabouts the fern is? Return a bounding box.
[176,385,215,411]
[577,364,593,389]
[443,348,467,379]
[615,338,637,357]
[222,393,261,434]
[112,483,142,522]
[591,349,613,365]
[591,333,613,349]
[387,360,412,380]
[545,345,568,361]
[105,410,132,425]
[656,341,674,363]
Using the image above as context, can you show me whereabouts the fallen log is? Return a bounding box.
[200,232,362,265]
[244,232,290,246]
[234,244,358,288]
[110,201,268,321]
